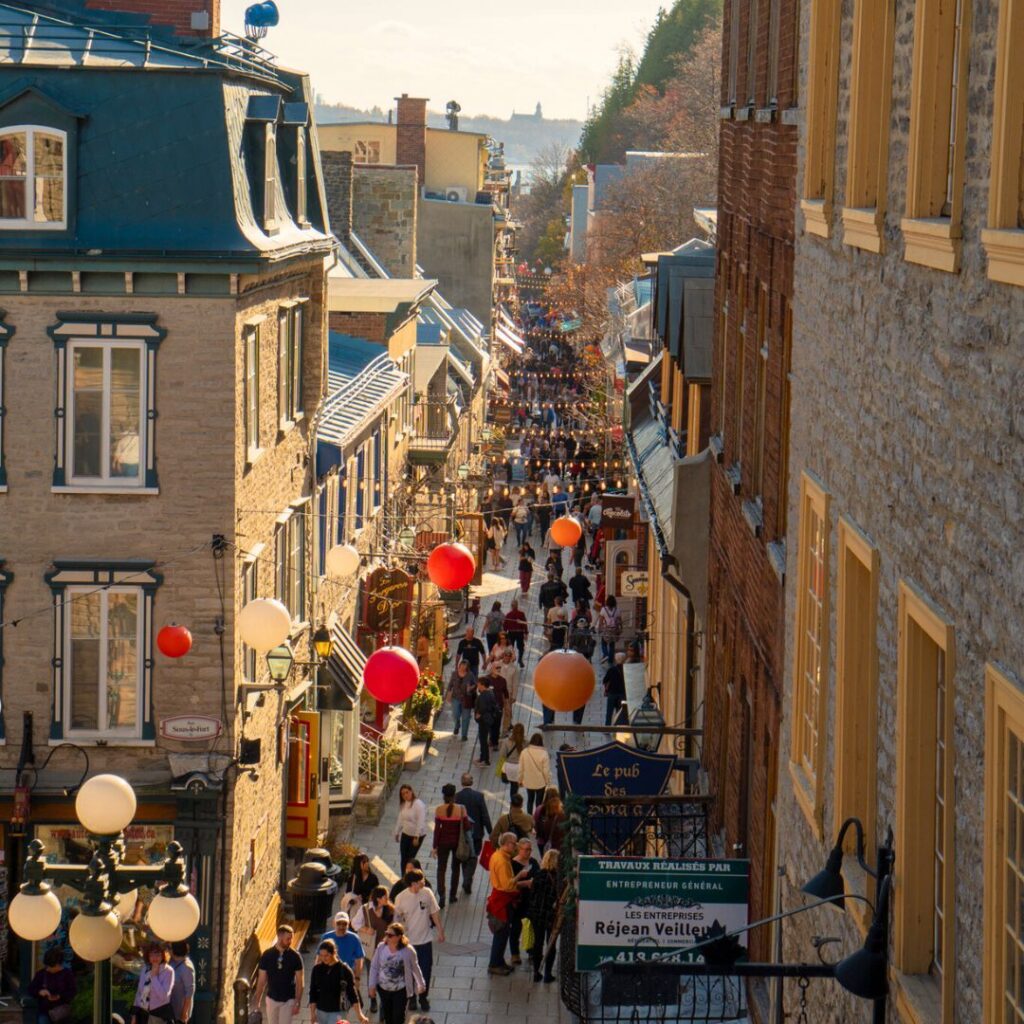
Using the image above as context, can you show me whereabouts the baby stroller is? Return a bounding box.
[570,616,596,660]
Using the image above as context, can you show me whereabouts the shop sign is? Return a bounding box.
[159,715,223,742]
[364,567,414,634]
[620,569,649,598]
[575,856,750,970]
[557,741,675,854]
[601,494,636,529]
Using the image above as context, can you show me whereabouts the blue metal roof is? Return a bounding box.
[417,321,446,345]
[317,332,408,475]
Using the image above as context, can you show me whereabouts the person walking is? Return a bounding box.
[169,941,195,1023]
[308,940,367,1024]
[569,600,595,659]
[545,596,569,650]
[538,571,563,613]
[368,924,425,1024]
[597,596,623,664]
[360,886,395,949]
[129,944,175,1024]
[497,722,527,799]
[473,677,500,766]
[431,783,471,907]
[519,733,552,814]
[530,850,561,982]
[486,832,521,975]
[512,498,531,547]
[486,630,513,675]
[455,772,491,895]
[455,627,486,675]
[27,947,76,1024]
[487,517,506,569]
[392,870,444,1011]
[253,926,303,1024]
[508,837,540,966]
[319,911,365,982]
[484,601,504,651]
[490,793,535,844]
[517,545,534,596]
[445,659,475,741]
[534,789,568,854]
[544,547,564,581]
[568,565,592,608]
[504,599,529,666]
[394,785,428,870]
[345,853,380,908]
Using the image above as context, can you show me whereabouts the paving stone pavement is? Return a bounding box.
[316,526,611,1023]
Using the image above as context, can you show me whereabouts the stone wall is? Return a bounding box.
[353,165,418,276]
[777,0,1024,1020]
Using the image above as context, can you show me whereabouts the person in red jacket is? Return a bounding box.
[503,599,529,666]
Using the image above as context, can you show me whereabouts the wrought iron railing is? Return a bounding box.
[410,399,457,450]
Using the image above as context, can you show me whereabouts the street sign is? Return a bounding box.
[557,741,675,854]
[620,569,649,598]
[159,716,223,742]
[575,856,750,970]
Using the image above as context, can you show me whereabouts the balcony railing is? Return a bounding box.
[408,398,458,459]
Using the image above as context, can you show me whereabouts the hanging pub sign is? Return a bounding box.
[557,741,676,855]
[575,856,750,970]
[601,494,636,530]
[364,567,414,635]
[620,569,649,599]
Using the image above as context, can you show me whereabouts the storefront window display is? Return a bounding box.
[33,823,175,1019]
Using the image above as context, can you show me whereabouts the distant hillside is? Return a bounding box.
[313,98,582,169]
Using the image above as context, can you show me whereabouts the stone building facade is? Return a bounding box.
[0,5,333,1021]
[776,0,1024,1021]
[704,0,799,989]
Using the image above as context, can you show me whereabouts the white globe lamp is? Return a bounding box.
[325,543,360,579]
[76,774,137,836]
[238,598,291,654]
[148,890,201,942]
[69,910,123,962]
[8,886,62,941]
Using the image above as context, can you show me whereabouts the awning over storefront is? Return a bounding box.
[493,366,511,388]
[623,338,651,365]
[495,324,525,354]
[320,623,366,711]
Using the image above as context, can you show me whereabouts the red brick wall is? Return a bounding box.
[394,95,427,187]
[704,0,797,976]
[84,0,219,36]
[328,311,388,343]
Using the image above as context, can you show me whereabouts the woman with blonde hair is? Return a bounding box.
[529,849,561,982]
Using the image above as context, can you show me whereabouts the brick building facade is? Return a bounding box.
[703,0,799,986]
[774,0,1024,1021]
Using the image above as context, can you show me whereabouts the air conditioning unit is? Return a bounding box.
[445,186,468,203]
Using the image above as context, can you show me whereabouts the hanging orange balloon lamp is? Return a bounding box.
[533,649,596,712]
[156,623,192,659]
[426,542,476,591]
[550,516,583,548]
[363,646,420,705]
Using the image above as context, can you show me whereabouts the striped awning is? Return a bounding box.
[320,623,366,711]
[495,324,525,354]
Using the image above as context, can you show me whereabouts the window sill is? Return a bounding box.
[981,227,1024,286]
[725,463,741,495]
[246,446,265,468]
[767,540,786,584]
[741,498,763,537]
[891,969,942,1024]
[52,485,159,496]
[841,206,884,253]
[901,217,961,273]
[0,484,6,494]
[51,737,155,748]
[735,105,751,123]
[788,761,823,841]
[800,199,831,239]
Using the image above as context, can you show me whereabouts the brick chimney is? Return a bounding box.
[395,94,428,187]
[83,0,220,37]
[321,150,354,246]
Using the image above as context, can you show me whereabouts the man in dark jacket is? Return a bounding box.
[568,566,592,608]
[538,572,565,612]
[603,659,627,726]
[456,627,487,675]
[474,678,500,766]
[455,772,492,895]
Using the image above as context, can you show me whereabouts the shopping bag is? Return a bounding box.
[478,838,494,869]
[455,823,472,862]
[520,916,535,954]
[495,754,506,779]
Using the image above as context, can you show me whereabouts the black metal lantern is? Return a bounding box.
[265,643,294,683]
[312,625,333,661]
[630,689,665,752]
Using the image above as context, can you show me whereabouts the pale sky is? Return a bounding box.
[220,0,669,121]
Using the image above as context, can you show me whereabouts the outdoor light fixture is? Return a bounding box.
[630,688,665,752]
[265,643,295,683]
[801,817,878,910]
[457,463,470,480]
[398,526,416,548]
[833,877,892,1001]
[312,625,333,661]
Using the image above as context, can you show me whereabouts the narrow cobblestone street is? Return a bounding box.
[323,526,608,1023]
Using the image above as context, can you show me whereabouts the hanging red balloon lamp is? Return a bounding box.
[156,623,192,659]
[363,646,421,704]
[533,649,596,712]
[550,515,583,548]
[426,542,476,591]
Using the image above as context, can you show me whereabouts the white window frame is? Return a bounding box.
[245,324,261,460]
[0,125,67,230]
[296,125,308,225]
[63,584,144,740]
[66,339,146,488]
[277,302,306,428]
[276,507,307,624]
[264,122,278,232]
[0,316,9,490]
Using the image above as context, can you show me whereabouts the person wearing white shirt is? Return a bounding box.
[394,786,428,871]
[392,871,444,1012]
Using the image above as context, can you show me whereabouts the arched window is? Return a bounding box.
[0,126,66,228]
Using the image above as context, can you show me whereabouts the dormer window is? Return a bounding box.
[0,126,66,229]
